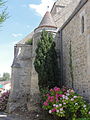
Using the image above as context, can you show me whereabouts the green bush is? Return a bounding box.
[34,30,59,90]
[25,38,33,45]
[42,87,90,120]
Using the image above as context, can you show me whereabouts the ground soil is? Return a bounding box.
[0,109,54,120]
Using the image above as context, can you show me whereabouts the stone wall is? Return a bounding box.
[27,32,41,111]
[51,0,81,28]
[51,0,73,17]
[58,0,90,101]
[8,44,32,112]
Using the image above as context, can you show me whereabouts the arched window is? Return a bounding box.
[82,16,84,33]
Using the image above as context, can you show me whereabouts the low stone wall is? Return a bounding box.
[8,44,32,112]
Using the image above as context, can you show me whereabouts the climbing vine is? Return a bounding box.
[69,40,74,88]
[25,38,33,45]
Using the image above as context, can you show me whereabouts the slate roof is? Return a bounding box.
[17,11,57,45]
[17,31,34,44]
[38,11,57,28]
[55,0,72,6]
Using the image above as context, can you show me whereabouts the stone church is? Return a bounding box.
[8,0,90,111]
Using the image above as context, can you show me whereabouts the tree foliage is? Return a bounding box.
[0,72,10,81]
[0,0,8,25]
[25,38,33,45]
[34,30,59,90]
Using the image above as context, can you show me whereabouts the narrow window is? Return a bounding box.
[82,16,84,33]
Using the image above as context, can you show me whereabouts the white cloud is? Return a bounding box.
[12,33,23,38]
[29,0,56,16]
[26,25,30,28]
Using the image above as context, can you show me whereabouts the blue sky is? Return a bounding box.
[0,0,55,76]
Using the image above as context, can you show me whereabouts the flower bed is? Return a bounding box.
[0,91,10,111]
[42,87,90,120]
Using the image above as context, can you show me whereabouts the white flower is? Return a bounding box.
[88,111,90,114]
[71,98,74,101]
[49,110,52,114]
[53,104,56,107]
[63,102,66,105]
[73,96,77,98]
[83,105,86,108]
[36,114,39,117]
[75,103,78,105]
[67,90,69,93]
[62,95,65,99]
[56,105,59,107]
[56,110,59,113]
[60,108,63,111]
[66,93,70,96]
[65,96,69,100]
[59,104,62,107]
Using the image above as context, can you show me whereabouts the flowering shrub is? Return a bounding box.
[42,87,90,120]
[0,91,10,111]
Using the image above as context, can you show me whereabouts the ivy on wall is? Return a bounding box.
[25,38,33,45]
[69,40,74,88]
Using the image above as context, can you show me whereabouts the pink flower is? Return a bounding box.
[56,99,59,102]
[54,87,60,92]
[56,94,59,98]
[50,96,54,102]
[46,94,50,97]
[50,89,53,92]
[50,99,54,102]
[48,96,51,100]
[43,102,48,106]
[51,96,54,99]
[56,97,59,102]
[64,92,67,94]
[70,90,74,93]
[51,108,56,112]
[59,94,63,97]
[48,96,54,102]
[62,88,66,92]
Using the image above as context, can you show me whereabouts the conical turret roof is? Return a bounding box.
[38,11,57,28]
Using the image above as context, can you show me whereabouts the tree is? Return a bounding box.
[34,30,59,90]
[0,0,8,25]
[0,73,10,81]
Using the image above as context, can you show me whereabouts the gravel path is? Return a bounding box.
[0,112,39,120]
[0,110,53,120]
